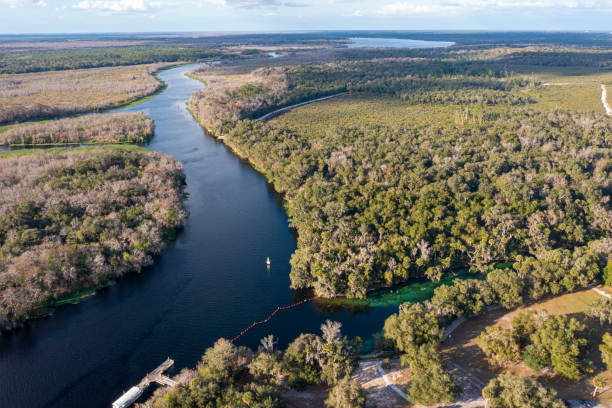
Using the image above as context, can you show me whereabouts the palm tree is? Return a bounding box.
[592,374,607,397]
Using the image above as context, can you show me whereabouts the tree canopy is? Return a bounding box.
[482,373,565,408]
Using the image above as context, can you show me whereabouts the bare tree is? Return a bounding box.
[321,320,342,344]
[258,335,278,353]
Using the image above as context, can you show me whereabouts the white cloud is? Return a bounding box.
[73,0,148,12]
[70,0,307,12]
[349,9,364,16]
[1,0,46,7]
[196,0,352,8]
[0,0,22,6]
[378,0,612,15]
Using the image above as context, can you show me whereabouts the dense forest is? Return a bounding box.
[0,148,186,329]
[0,45,221,74]
[190,55,533,133]
[142,321,364,408]
[191,55,611,299]
[191,44,612,135]
[0,113,154,145]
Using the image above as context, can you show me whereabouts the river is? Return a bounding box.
[0,64,444,408]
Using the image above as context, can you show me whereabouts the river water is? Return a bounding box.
[0,64,415,408]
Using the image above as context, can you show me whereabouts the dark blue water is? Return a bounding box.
[0,64,400,408]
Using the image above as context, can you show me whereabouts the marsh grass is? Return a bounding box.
[0,62,175,124]
[0,143,148,158]
[0,113,154,145]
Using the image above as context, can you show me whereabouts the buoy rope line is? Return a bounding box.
[190,298,317,370]
[230,297,317,343]
[191,298,316,369]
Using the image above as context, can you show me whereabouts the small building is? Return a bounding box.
[112,386,143,408]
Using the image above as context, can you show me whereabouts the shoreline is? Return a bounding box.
[187,91,519,308]
[0,66,191,331]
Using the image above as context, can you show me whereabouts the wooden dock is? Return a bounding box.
[138,358,177,388]
[113,358,177,408]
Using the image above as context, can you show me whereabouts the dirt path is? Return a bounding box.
[355,360,410,408]
[254,93,347,122]
[592,286,612,299]
[355,359,486,408]
[602,85,612,116]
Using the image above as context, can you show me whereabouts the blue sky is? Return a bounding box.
[1,0,611,34]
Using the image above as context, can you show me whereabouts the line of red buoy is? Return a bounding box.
[190,297,317,370]
[230,297,317,343]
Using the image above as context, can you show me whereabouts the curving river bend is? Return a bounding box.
[0,64,432,408]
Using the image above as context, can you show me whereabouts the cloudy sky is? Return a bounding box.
[1,0,611,33]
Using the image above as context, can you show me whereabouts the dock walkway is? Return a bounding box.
[112,358,176,408]
[138,357,177,388]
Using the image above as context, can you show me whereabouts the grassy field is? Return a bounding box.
[270,94,459,129]
[440,288,612,404]
[0,62,174,124]
[520,67,612,113]
[268,72,612,125]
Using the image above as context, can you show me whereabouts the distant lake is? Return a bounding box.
[347,37,455,48]
[267,51,283,58]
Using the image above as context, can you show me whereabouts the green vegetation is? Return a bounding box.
[191,56,533,134]
[588,298,612,325]
[383,302,442,360]
[604,262,612,286]
[0,148,186,330]
[382,302,458,405]
[477,326,521,366]
[601,333,612,371]
[482,373,565,408]
[1,34,610,406]
[142,321,363,408]
[476,310,591,381]
[186,42,612,405]
[226,105,608,299]
[284,320,362,389]
[440,288,611,403]
[325,376,366,408]
[191,48,610,299]
[405,344,459,405]
[592,374,608,397]
[0,45,220,74]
